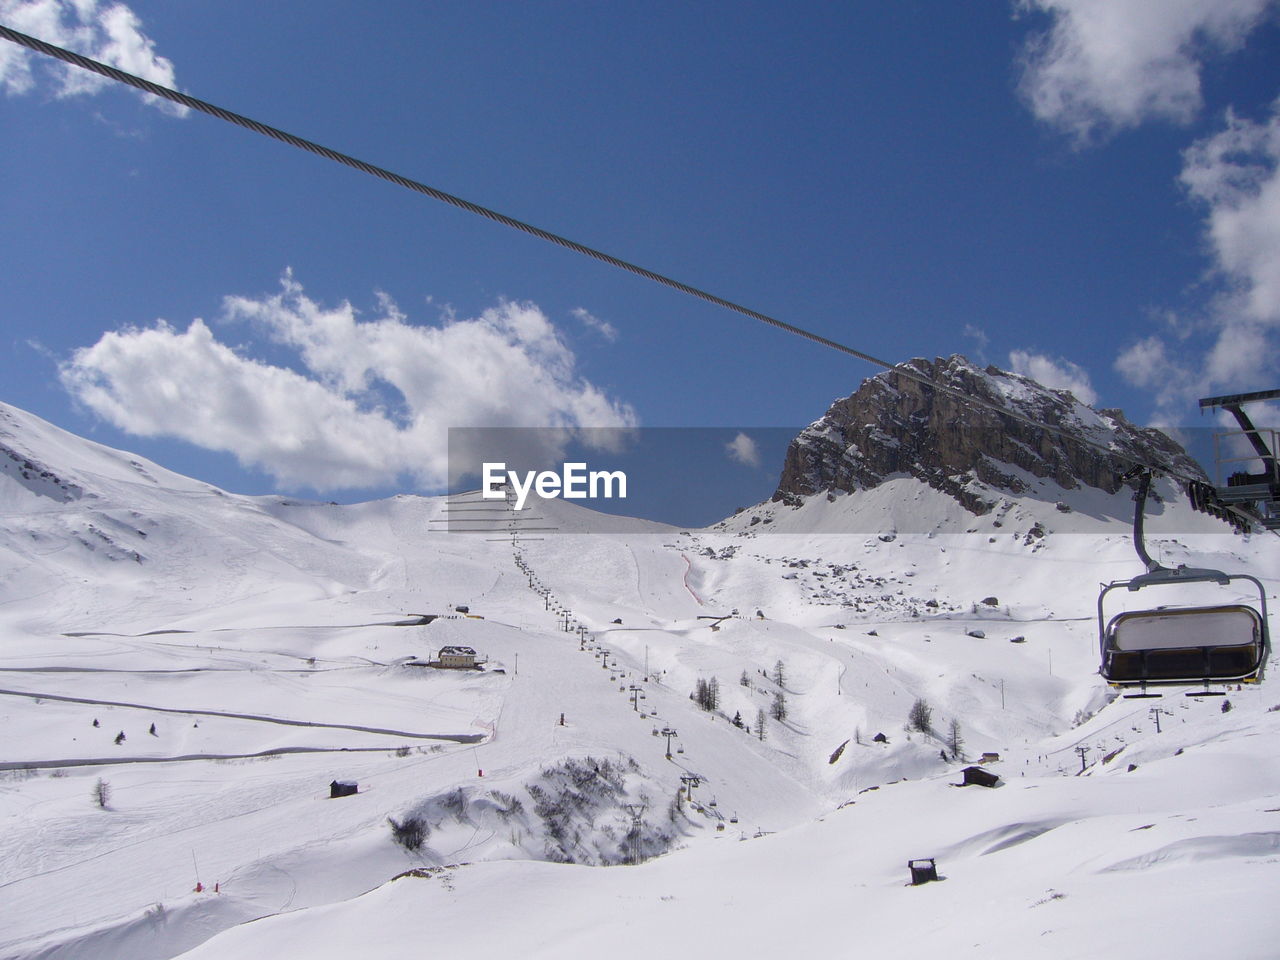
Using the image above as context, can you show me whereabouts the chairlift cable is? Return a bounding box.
[1,24,1272,534]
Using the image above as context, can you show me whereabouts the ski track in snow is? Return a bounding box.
[0,686,480,742]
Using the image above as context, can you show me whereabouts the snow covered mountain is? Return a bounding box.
[774,354,1204,518]
[0,392,1276,960]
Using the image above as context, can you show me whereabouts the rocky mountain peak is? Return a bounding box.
[773,354,1203,514]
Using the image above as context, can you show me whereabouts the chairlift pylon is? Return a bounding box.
[1098,468,1270,690]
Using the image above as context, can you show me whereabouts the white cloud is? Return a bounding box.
[1181,101,1280,325]
[1113,334,1196,414]
[59,274,638,492]
[962,324,990,364]
[570,307,619,342]
[724,432,761,469]
[1114,320,1276,420]
[1116,101,1280,418]
[1114,335,1179,390]
[1205,319,1274,385]
[0,0,186,115]
[1016,0,1274,142]
[1013,1,1280,421]
[1008,349,1099,405]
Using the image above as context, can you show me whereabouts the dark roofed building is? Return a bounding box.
[961,766,1000,788]
[330,779,358,798]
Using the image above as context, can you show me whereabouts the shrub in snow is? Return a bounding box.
[388,815,428,851]
[488,790,524,820]
[400,756,675,868]
[441,787,470,821]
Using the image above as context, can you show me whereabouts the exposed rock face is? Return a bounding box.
[773,355,1203,514]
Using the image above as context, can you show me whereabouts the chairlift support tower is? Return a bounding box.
[1199,387,1280,530]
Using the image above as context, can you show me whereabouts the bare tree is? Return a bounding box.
[755,708,767,741]
[907,698,933,734]
[770,691,788,722]
[93,778,110,809]
[773,659,786,688]
[947,717,964,760]
[692,677,722,712]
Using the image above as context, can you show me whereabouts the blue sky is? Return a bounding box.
[1,1,1278,518]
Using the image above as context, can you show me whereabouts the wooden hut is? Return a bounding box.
[329,779,358,798]
[961,766,1000,788]
[908,858,938,885]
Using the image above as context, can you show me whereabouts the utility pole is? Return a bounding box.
[1075,745,1088,773]
[628,684,646,712]
[623,803,647,865]
[1149,707,1162,733]
[1000,678,1005,710]
[661,726,678,758]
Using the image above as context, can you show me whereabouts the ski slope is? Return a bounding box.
[0,400,1277,959]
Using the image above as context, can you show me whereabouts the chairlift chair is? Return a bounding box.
[1098,468,1270,691]
[1098,568,1268,688]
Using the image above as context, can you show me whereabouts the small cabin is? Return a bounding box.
[330,779,358,799]
[908,858,938,885]
[961,766,1000,788]
[980,752,1001,764]
[438,645,479,669]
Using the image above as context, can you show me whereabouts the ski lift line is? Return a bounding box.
[444,529,559,534]
[0,29,891,358]
[1,24,1269,530]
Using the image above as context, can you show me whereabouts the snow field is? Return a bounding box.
[1,400,1277,958]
